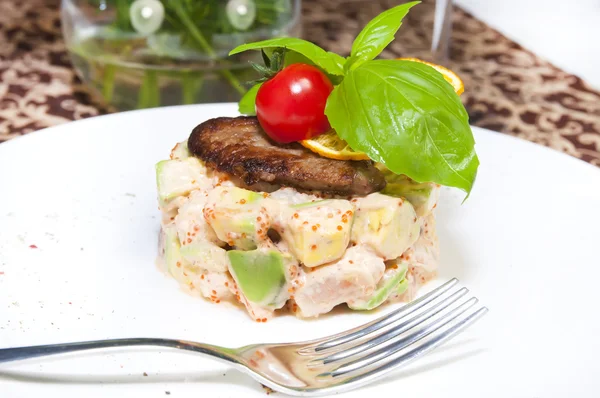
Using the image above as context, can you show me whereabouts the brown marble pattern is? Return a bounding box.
[0,0,599,166]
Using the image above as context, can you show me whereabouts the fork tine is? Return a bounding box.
[321,297,481,377]
[316,287,469,365]
[299,278,459,354]
[332,306,488,387]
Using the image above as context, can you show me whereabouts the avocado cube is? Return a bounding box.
[227,248,288,307]
[170,141,190,160]
[155,157,207,204]
[348,260,409,310]
[174,190,228,272]
[205,186,269,250]
[179,242,229,274]
[378,169,440,217]
[351,193,420,260]
[163,226,194,285]
[280,199,353,267]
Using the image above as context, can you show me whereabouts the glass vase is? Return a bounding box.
[61,0,302,111]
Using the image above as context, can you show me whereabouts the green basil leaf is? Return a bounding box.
[238,83,262,115]
[230,38,345,76]
[325,60,479,194]
[346,1,420,71]
[261,48,343,84]
[280,50,344,85]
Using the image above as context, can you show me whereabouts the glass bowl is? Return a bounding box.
[61,0,301,111]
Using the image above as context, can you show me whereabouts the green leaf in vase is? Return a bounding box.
[325,59,479,195]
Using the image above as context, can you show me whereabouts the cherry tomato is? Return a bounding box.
[255,63,333,143]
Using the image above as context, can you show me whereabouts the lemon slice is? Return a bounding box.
[398,57,464,95]
[300,131,369,161]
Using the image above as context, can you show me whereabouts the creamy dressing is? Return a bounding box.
[157,143,439,320]
[293,246,385,317]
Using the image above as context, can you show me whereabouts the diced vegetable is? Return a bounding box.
[179,242,229,273]
[352,193,420,260]
[348,260,408,310]
[280,199,353,267]
[378,168,440,217]
[164,225,193,285]
[170,140,191,160]
[205,186,269,250]
[155,157,206,204]
[227,248,288,307]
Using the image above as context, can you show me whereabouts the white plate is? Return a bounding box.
[1,104,599,398]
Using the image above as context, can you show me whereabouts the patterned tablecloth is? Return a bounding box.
[0,0,599,166]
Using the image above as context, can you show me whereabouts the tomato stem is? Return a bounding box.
[248,48,287,85]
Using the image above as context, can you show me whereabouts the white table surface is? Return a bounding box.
[456,0,600,89]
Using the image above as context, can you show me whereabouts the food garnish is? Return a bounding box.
[231,1,478,195]
[252,54,334,143]
[299,58,465,161]
[155,2,474,321]
[299,130,370,161]
[397,57,465,95]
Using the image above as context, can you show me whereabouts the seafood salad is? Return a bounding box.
[155,3,478,321]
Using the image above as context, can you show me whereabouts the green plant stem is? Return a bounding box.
[171,0,246,96]
[138,70,160,109]
[102,63,116,102]
[182,72,204,104]
[115,0,131,30]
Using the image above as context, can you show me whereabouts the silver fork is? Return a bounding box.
[0,279,487,396]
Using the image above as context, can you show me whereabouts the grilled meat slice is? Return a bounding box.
[188,116,386,195]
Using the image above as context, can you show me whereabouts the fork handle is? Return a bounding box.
[0,338,239,364]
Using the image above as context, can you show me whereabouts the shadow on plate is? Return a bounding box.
[370,337,486,389]
[0,367,252,387]
[0,347,253,387]
[435,218,473,282]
